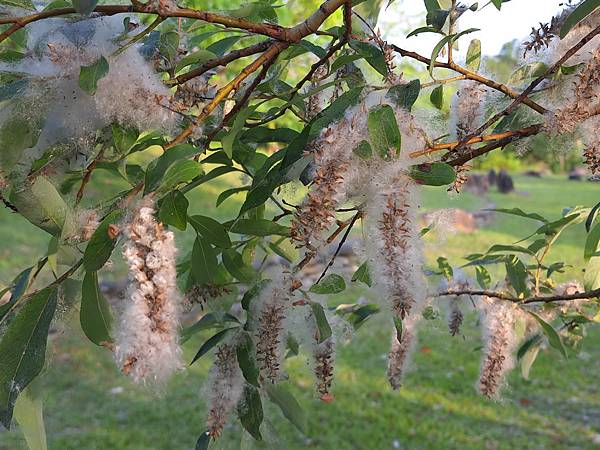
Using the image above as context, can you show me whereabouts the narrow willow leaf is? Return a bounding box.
[195,432,211,450]
[159,160,202,192]
[159,190,189,231]
[236,332,259,387]
[175,49,216,72]
[188,215,231,248]
[190,328,237,365]
[560,0,600,38]
[353,140,373,160]
[266,383,307,434]
[83,210,123,271]
[0,288,58,428]
[309,302,332,343]
[437,256,453,279]
[78,56,109,95]
[475,265,491,289]
[465,39,481,71]
[310,274,346,294]
[144,144,197,194]
[367,104,401,161]
[529,312,567,358]
[230,219,290,237]
[72,0,97,15]
[351,262,372,287]
[222,249,257,282]
[585,222,600,261]
[238,384,263,440]
[191,237,218,284]
[80,271,113,346]
[505,255,530,297]
[409,162,455,186]
[386,79,421,111]
[14,386,47,450]
[180,312,240,343]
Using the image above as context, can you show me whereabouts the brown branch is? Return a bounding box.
[316,210,361,283]
[456,23,600,147]
[76,147,106,205]
[391,45,547,115]
[166,41,289,148]
[171,41,272,85]
[409,124,542,159]
[437,288,600,305]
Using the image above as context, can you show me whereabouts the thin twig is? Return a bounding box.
[316,210,361,283]
[437,288,600,304]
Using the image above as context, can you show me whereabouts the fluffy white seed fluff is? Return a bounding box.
[204,341,244,437]
[478,296,518,399]
[254,267,294,384]
[114,197,183,383]
[387,316,418,390]
[449,81,487,140]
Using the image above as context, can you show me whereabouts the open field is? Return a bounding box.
[1,174,600,449]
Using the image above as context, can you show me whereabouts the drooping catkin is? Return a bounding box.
[254,268,295,383]
[366,165,425,320]
[205,342,244,437]
[478,297,518,399]
[448,299,464,337]
[544,49,600,135]
[387,319,417,390]
[114,197,183,383]
[313,335,336,402]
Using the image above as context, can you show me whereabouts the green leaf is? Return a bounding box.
[585,222,600,261]
[352,140,373,160]
[83,210,123,271]
[508,62,548,84]
[216,186,249,207]
[437,256,453,279]
[222,249,257,282]
[491,0,510,10]
[181,312,240,343]
[585,200,600,232]
[486,244,535,256]
[0,0,35,9]
[466,39,481,71]
[517,333,542,380]
[489,208,547,223]
[236,332,259,387]
[190,328,236,365]
[191,237,218,285]
[78,56,109,95]
[351,262,372,287]
[409,162,455,186]
[406,26,445,38]
[144,144,198,194]
[0,266,35,325]
[14,386,47,450]
[430,85,444,109]
[181,166,241,194]
[111,124,138,155]
[505,255,530,298]
[159,160,202,192]
[475,265,491,289]
[367,105,401,161]
[188,215,231,248]
[175,49,217,72]
[158,31,180,62]
[584,254,600,290]
[195,432,211,450]
[560,0,600,38]
[429,29,479,74]
[159,190,189,231]
[529,312,567,358]
[386,79,421,111]
[266,383,307,433]
[0,288,57,428]
[310,274,346,294]
[424,0,441,11]
[241,280,269,311]
[309,302,332,343]
[80,271,113,346]
[349,40,388,77]
[426,9,449,30]
[238,384,263,440]
[330,53,365,73]
[230,219,290,237]
[72,0,97,15]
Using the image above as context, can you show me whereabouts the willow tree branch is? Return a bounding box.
[391,45,547,115]
[171,41,272,85]
[409,124,542,159]
[76,147,106,205]
[316,210,361,283]
[166,41,290,148]
[456,23,600,147]
[437,288,600,304]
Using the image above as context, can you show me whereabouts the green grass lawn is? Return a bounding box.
[1,174,600,450]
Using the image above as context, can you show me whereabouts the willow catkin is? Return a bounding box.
[450,81,487,141]
[114,198,183,383]
[448,298,464,337]
[254,268,295,384]
[387,319,417,390]
[544,49,600,135]
[205,342,244,437]
[313,335,336,402]
[478,297,518,398]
